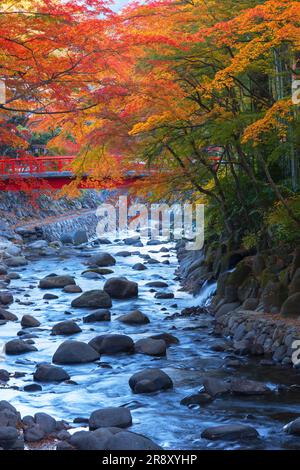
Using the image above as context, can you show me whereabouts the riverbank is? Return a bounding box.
[176,241,300,367]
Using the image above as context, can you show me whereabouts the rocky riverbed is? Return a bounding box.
[0,227,300,450]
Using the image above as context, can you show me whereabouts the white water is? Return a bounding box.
[187,280,217,308]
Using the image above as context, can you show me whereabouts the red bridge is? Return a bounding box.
[0,156,146,191]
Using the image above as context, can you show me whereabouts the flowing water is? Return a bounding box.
[1,236,300,450]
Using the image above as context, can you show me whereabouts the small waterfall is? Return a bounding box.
[188,279,217,307]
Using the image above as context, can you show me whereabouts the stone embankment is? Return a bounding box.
[176,240,300,367]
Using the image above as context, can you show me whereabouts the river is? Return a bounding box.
[1,235,300,450]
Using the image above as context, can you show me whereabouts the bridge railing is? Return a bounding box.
[0,156,75,176]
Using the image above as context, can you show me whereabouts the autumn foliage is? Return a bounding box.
[1,0,300,245]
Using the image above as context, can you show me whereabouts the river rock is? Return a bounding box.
[73,230,88,245]
[52,341,100,364]
[82,271,103,280]
[21,315,40,328]
[34,412,57,434]
[51,320,82,336]
[0,265,7,275]
[71,290,112,308]
[280,293,300,317]
[132,263,147,271]
[230,379,272,395]
[145,281,169,288]
[104,277,138,299]
[5,256,28,268]
[34,363,70,382]
[43,293,59,300]
[0,370,9,382]
[284,417,300,435]
[117,310,150,325]
[0,308,17,321]
[27,240,48,250]
[61,233,73,244]
[149,332,179,345]
[154,292,174,299]
[201,424,259,441]
[98,238,111,245]
[134,338,167,356]
[203,378,230,397]
[6,272,21,280]
[89,334,134,354]
[87,253,116,267]
[39,275,76,289]
[123,236,140,245]
[24,424,45,442]
[116,251,132,257]
[89,407,132,430]
[181,393,213,406]
[129,368,173,393]
[83,309,111,323]
[0,292,13,305]
[107,431,161,450]
[63,285,82,293]
[69,429,112,450]
[242,298,259,310]
[216,302,241,317]
[5,339,37,355]
[0,426,19,449]
[24,384,42,392]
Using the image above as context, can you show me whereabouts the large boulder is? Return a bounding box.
[89,407,132,430]
[34,363,70,382]
[71,290,112,309]
[123,236,141,245]
[51,320,82,336]
[149,332,179,346]
[89,334,134,354]
[5,256,28,268]
[87,253,116,267]
[230,379,272,395]
[237,277,259,303]
[63,285,82,294]
[73,230,88,245]
[0,292,13,305]
[203,378,230,397]
[39,275,75,289]
[52,341,100,364]
[129,368,173,394]
[284,417,300,436]
[280,293,300,317]
[132,263,147,271]
[0,308,17,322]
[0,426,19,449]
[104,277,138,299]
[5,339,37,355]
[135,338,166,356]
[21,315,40,328]
[262,281,288,313]
[201,424,259,441]
[69,429,112,450]
[34,413,56,434]
[83,309,111,323]
[117,310,150,325]
[107,431,161,450]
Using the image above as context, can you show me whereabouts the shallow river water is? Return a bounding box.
[1,236,300,450]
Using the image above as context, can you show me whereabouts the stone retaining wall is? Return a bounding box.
[214,309,300,366]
